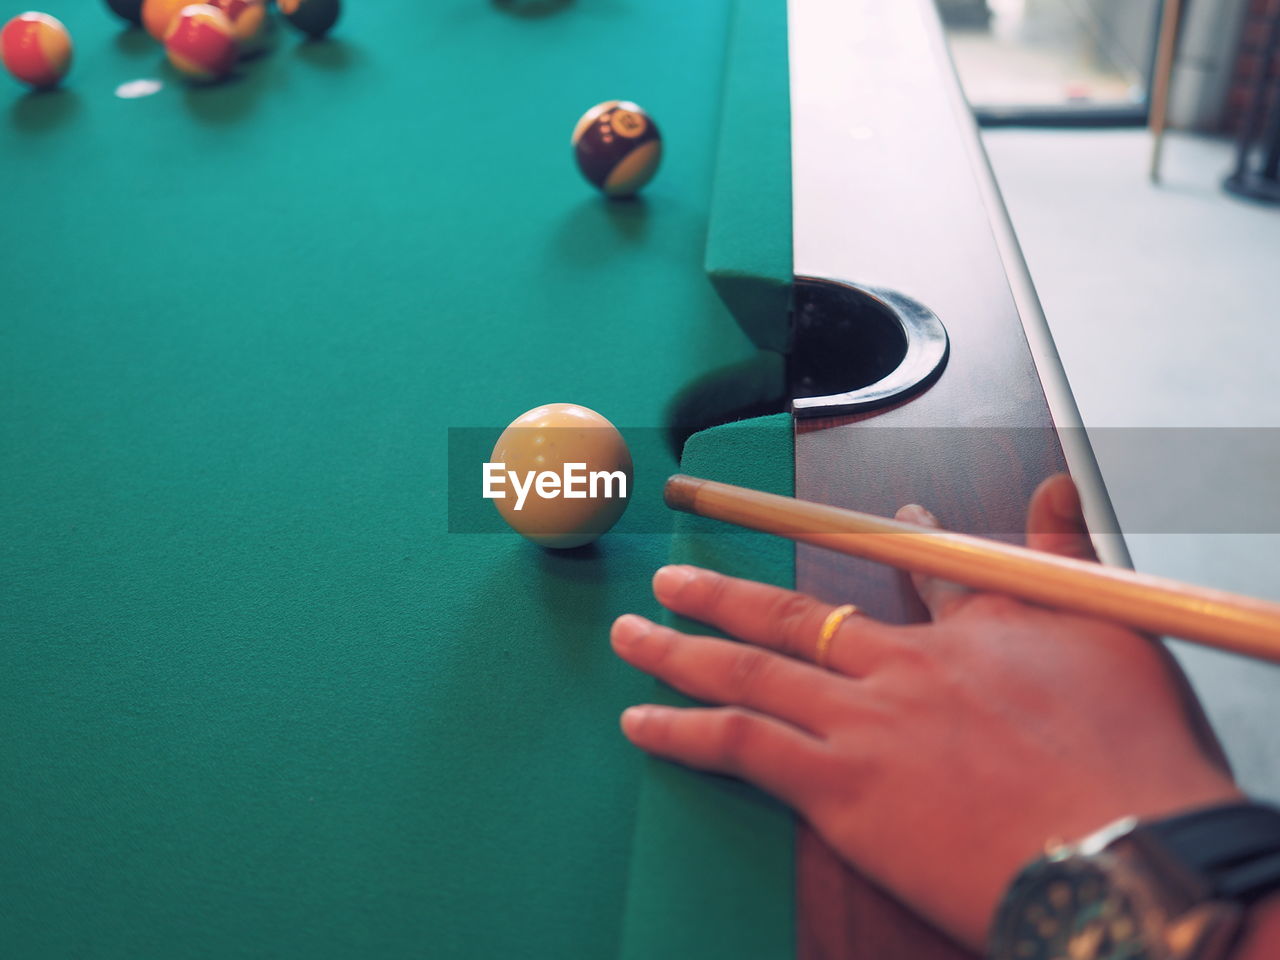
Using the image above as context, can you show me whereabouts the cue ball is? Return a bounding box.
[571,101,662,197]
[1,12,72,90]
[490,403,633,549]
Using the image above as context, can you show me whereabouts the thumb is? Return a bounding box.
[1026,474,1097,561]
[897,503,971,620]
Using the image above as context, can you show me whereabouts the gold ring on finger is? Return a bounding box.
[816,604,859,670]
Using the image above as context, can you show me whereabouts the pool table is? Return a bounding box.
[0,1,1124,958]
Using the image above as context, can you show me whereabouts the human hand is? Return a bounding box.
[611,476,1239,950]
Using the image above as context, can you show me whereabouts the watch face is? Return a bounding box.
[995,860,1151,960]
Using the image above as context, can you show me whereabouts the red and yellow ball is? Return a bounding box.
[164,5,237,82]
[142,0,196,41]
[1,12,72,90]
[207,0,267,54]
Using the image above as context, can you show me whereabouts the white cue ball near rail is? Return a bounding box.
[489,403,633,549]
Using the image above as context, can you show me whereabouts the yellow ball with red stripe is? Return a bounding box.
[207,0,267,54]
[164,5,237,82]
[1,12,72,90]
[143,0,197,41]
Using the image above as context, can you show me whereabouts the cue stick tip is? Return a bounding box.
[664,474,705,514]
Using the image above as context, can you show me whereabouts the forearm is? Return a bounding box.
[1234,894,1280,960]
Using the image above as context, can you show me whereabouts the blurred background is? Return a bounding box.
[935,0,1262,127]
[932,0,1280,798]
[940,0,1156,118]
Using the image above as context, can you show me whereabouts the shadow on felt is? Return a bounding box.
[293,37,361,71]
[113,26,155,58]
[491,0,575,19]
[549,195,653,267]
[8,88,80,134]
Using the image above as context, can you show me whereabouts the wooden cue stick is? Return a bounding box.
[664,474,1280,664]
[1149,0,1186,183]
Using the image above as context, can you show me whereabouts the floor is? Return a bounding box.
[984,128,1280,799]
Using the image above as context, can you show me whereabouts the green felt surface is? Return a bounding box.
[0,4,787,957]
[705,0,794,353]
[619,415,796,960]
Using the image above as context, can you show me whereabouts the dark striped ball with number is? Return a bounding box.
[571,101,663,198]
[105,0,145,25]
[278,0,339,38]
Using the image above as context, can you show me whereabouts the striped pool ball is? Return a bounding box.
[164,4,236,81]
[278,0,339,38]
[571,101,663,198]
[143,0,198,40]
[1,12,72,90]
[207,0,267,53]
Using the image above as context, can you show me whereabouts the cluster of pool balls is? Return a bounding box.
[0,0,339,88]
[3,3,665,199]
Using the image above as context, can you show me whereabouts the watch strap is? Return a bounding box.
[1141,801,1280,904]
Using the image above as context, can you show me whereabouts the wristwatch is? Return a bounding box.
[988,802,1280,960]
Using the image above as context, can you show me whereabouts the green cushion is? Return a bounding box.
[619,414,796,959]
[705,0,794,353]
